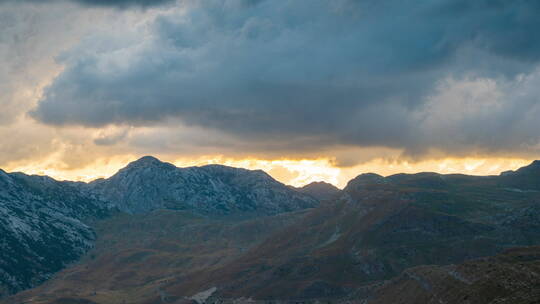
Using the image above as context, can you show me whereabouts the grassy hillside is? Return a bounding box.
[5,210,307,304]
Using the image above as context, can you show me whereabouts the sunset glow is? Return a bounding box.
[1,1,540,190]
[4,156,533,189]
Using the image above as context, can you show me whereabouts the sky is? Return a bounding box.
[1,0,540,188]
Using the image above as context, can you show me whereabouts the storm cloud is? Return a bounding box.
[29,0,540,156]
[0,0,174,7]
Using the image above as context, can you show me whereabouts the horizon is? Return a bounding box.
[2,155,536,189]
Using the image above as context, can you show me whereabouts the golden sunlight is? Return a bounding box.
[4,155,534,189]
[172,157,342,188]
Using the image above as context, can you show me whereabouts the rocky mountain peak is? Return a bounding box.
[519,160,540,172]
[498,160,540,190]
[303,181,336,187]
[124,155,173,170]
[344,173,387,191]
[298,181,342,201]
[88,156,319,215]
[101,156,177,186]
[500,160,540,176]
[131,155,161,165]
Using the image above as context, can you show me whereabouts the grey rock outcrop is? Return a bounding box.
[0,170,112,297]
[88,156,319,215]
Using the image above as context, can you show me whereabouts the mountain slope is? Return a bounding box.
[5,160,540,303]
[157,161,540,301]
[0,170,112,298]
[368,246,540,304]
[0,156,319,301]
[88,156,318,215]
[5,209,309,304]
[297,181,342,201]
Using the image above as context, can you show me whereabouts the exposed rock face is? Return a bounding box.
[88,156,319,215]
[0,170,112,297]
[298,181,342,201]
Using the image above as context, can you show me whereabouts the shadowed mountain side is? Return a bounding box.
[5,209,309,304]
[366,246,540,304]
[297,181,342,201]
[0,170,114,298]
[154,161,540,301]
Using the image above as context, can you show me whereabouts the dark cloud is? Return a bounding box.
[75,0,173,6]
[0,0,174,7]
[93,128,129,146]
[30,0,540,156]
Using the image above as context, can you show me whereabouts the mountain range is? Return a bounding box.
[1,157,540,303]
[0,157,317,299]
[87,156,318,215]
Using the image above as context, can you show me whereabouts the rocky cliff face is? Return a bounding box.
[88,156,318,215]
[0,170,112,297]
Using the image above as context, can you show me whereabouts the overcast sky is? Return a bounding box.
[1,0,540,186]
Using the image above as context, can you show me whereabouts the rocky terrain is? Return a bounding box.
[2,158,540,303]
[87,156,318,215]
[0,170,113,297]
[0,157,318,300]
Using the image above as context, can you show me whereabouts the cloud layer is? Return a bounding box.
[23,0,540,158]
[0,0,174,7]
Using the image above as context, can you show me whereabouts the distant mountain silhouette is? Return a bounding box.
[297,181,342,201]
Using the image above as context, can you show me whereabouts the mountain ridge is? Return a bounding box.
[0,156,320,298]
[297,181,342,201]
[87,156,319,215]
[148,160,540,301]
[2,158,540,303]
